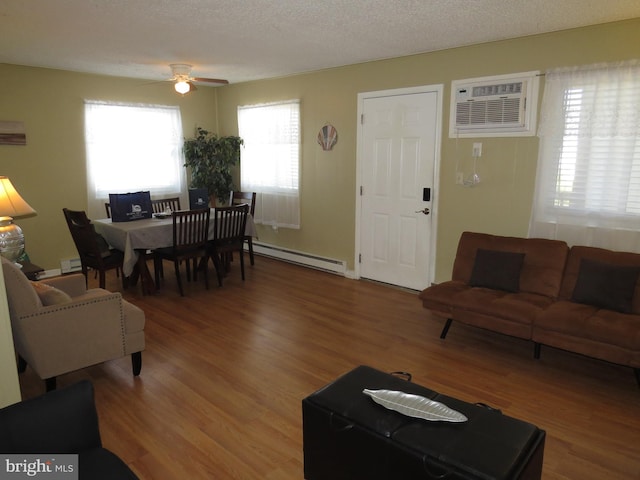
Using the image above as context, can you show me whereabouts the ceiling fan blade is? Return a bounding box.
[187,81,198,91]
[193,77,229,85]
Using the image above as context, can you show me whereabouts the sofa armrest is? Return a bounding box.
[40,273,88,298]
[0,380,102,453]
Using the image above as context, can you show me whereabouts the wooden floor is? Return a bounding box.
[18,256,640,479]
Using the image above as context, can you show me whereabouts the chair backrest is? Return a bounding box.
[213,204,249,251]
[1,256,41,318]
[229,191,256,216]
[62,208,111,264]
[152,197,181,214]
[171,209,210,252]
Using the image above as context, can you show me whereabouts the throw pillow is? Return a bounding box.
[30,281,72,306]
[571,259,640,313]
[469,249,525,293]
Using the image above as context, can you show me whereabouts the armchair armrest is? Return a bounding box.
[0,380,102,453]
[14,294,127,379]
[41,273,88,298]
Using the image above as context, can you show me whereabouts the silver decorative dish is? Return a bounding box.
[363,389,468,423]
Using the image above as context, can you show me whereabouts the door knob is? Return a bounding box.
[415,208,430,215]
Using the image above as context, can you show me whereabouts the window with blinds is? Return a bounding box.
[530,60,640,250]
[84,101,185,199]
[238,100,300,228]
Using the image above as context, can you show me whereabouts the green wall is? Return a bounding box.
[0,65,219,270]
[0,18,638,282]
[215,18,640,282]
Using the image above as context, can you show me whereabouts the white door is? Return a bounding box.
[357,87,441,290]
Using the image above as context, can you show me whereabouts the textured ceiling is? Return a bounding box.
[1,0,639,85]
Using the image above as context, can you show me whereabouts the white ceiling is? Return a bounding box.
[1,0,639,85]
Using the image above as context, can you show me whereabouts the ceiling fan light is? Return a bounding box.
[174,80,191,94]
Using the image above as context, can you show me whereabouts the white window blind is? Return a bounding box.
[238,100,300,228]
[84,101,185,210]
[529,60,640,251]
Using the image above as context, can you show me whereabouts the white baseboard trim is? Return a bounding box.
[252,242,346,275]
[38,268,63,279]
[60,257,82,274]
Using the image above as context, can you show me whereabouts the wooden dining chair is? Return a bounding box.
[151,197,181,214]
[152,209,210,296]
[62,208,126,289]
[209,204,249,286]
[229,191,256,265]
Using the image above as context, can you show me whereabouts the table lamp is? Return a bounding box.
[0,176,36,263]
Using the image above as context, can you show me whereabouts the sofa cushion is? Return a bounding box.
[571,259,640,313]
[451,232,569,298]
[30,281,72,306]
[469,249,525,293]
[559,246,640,314]
[454,289,553,325]
[418,280,470,316]
[534,300,640,351]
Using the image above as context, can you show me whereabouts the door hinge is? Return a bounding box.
[361,113,364,125]
[360,185,363,196]
[359,253,362,263]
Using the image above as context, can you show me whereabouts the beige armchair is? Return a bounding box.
[1,257,145,391]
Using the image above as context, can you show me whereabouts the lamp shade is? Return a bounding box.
[0,176,36,218]
[0,176,36,262]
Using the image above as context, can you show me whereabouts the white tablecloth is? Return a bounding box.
[94,211,256,277]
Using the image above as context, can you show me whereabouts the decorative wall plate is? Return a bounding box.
[363,389,468,423]
[317,124,338,151]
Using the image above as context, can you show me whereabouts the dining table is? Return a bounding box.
[94,210,256,294]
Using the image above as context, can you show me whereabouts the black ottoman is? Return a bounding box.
[302,365,544,480]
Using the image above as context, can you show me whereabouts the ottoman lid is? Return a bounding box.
[304,365,543,480]
[304,365,440,438]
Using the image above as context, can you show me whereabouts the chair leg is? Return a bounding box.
[247,237,255,266]
[192,259,198,281]
[17,355,27,373]
[132,351,142,376]
[239,249,245,281]
[210,254,224,287]
[99,270,106,289]
[154,256,162,287]
[45,377,56,391]
[202,256,209,290]
[174,260,184,296]
[534,343,541,359]
[440,319,453,339]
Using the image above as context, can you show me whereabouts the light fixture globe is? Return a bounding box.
[174,80,191,94]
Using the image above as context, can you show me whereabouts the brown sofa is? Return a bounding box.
[419,232,640,384]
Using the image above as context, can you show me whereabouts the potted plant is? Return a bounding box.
[183,127,243,205]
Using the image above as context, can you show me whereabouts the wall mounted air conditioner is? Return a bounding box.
[449,71,540,138]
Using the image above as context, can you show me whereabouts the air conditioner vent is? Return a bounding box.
[449,72,540,138]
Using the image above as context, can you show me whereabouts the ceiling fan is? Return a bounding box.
[169,63,228,94]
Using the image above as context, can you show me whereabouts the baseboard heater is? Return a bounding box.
[60,257,82,274]
[252,242,346,275]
